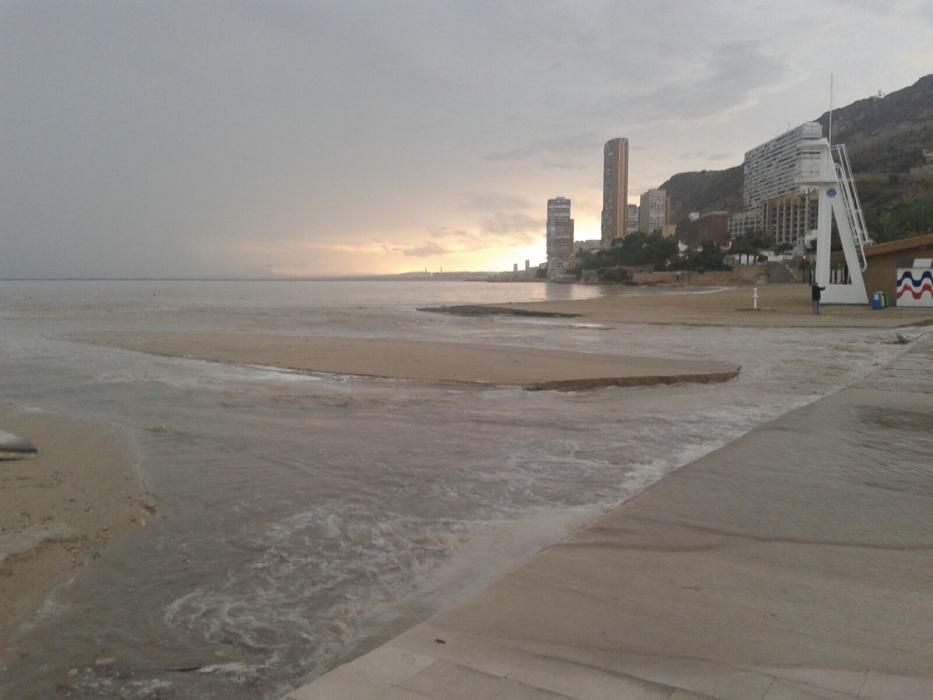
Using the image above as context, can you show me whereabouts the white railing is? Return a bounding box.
[832,144,870,270]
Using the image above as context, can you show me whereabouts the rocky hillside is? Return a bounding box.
[659,166,743,221]
[659,74,933,228]
[818,74,933,173]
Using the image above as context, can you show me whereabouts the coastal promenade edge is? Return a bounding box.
[284,334,933,700]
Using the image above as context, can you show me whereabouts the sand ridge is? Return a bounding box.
[76,333,741,390]
[429,284,933,328]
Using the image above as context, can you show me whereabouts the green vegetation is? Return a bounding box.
[866,196,933,243]
[729,231,772,258]
[575,234,732,281]
[574,232,677,281]
[668,241,731,273]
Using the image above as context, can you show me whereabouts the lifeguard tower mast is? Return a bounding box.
[796,134,872,304]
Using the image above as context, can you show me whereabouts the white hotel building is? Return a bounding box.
[728,121,823,240]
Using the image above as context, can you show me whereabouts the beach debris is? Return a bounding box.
[94,656,116,667]
[894,333,911,345]
[434,638,446,644]
[0,430,37,460]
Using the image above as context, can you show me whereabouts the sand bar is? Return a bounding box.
[428,284,933,328]
[78,333,740,390]
[0,407,152,646]
[286,337,933,699]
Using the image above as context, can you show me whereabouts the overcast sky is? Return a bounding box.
[2,1,931,277]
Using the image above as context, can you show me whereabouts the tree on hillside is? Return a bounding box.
[574,232,682,281]
[691,241,728,271]
[868,196,933,242]
[576,232,679,272]
[729,237,759,257]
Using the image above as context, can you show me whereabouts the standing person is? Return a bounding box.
[811,281,826,315]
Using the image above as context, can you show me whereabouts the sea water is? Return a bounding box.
[0,280,914,699]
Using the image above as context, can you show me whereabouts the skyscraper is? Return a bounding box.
[546,197,574,280]
[601,137,629,247]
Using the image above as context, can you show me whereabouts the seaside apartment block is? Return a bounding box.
[638,188,671,234]
[546,197,574,280]
[728,121,823,242]
[763,190,820,246]
[601,137,629,247]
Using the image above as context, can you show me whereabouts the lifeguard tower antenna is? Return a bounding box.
[796,133,871,304]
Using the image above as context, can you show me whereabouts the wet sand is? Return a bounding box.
[0,407,152,647]
[77,333,740,390]
[287,337,933,699]
[430,284,933,328]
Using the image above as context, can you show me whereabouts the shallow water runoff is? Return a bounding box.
[0,280,916,699]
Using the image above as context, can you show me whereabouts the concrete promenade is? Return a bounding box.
[285,336,933,700]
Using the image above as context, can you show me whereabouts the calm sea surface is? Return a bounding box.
[0,280,913,699]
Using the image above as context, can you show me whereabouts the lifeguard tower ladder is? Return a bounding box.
[796,136,871,304]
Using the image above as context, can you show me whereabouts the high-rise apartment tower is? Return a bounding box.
[546,197,574,280]
[601,137,629,247]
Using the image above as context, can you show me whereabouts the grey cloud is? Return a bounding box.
[396,241,449,257]
[427,226,473,240]
[596,41,788,124]
[481,211,543,237]
[0,1,926,277]
[425,219,542,251]
[541,160,589,171]
[460,192,533,211]
[485,132,601,162]
[832,0,933,22]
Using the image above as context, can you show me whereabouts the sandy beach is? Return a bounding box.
[77,333,740,390]
[0,407,152,647]
[287,335,933,700]
[3,279,929,698]
[430,284,933,329]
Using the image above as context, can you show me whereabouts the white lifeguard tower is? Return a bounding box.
[796,135,871,304]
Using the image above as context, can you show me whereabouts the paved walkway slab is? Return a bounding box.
[285,337,933,699]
